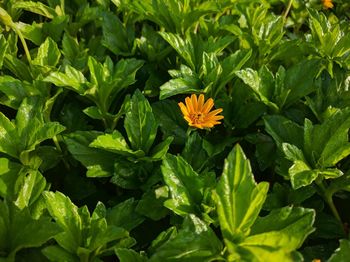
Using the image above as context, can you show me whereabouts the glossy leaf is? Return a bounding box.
[215,144,269,245]
[0,200,61,261]
[328,240,350,262]
[64,131,116,177]
[32,37,61,67]
[161,154,205,216]
[125,90,158,153]
[149,215,222,262]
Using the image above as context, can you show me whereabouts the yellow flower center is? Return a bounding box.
[190,112,205,124]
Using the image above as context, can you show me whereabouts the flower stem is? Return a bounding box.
[315,179,342,224]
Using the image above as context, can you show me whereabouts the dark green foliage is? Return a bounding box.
[0,0,349,261]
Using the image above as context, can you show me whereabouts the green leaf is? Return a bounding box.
[106,198,145,231]
[83,106,103,120]
[235,66,279,110]
[137,24,172,62]
[159,72,200,99]
[217,49,252,91]
[90,131,145,157]
[159,63,201,99]
[149,215,222,262]
[115,248,147,262]
[283,59,322,107]
[215,144,269,246]
[0,200,61,260]
[161,154,205,216]
[264,115,303,149]
[14,170,46,209]
[43,191,83,253]
[328,239,350,262]
[305,109,350,167]
[289,161,317,189]
[148,136,174,160]
[148,226,177,255]
[64,131,116,177]
[0,111,18,158]
[136,186,169,220]
[42,245,78,262]
[33,37,61,67]
[0,76,38,109]
[44,192,134,259]
[13,1,57,19]
[86,56,143,112]
[125,90,158,153]
[101,11,134,56]
[44,65,87,94]
[15,21,44,46]
[244,207,315,251]
[3,54,32,81]
[0,34,8,69]
[152,100,187,144]
[0,158,22,199]
[182,132,208,172]
[15,97,65,158]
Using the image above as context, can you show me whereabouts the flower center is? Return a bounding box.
[190,113,205,124]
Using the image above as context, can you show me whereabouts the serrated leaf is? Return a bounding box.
[136,186,169,220]
[0,200,61,261]
[44,65,87,94]
[64,131,116,178]
[101,11,134,56]
[15,97,65,156]
[328,239,350,262]
[161,154,205,216]
[15,21,43,45]
[42,245,77,262]
[106,198,145,231]
[15,170,46,209]
[215,144,269,246]
[152,100,187,144]
[148,136,174,160]
[90,131,145,157]
[264,115,303,149]
[0,111,18,158]
[33,37,61,67]
[0,158,22,199]
[115,248,147,262]
[13,1,57,19]
[0,34,8,69]
[244,207,315,251]
[149,215,222,262]
[43,191,83,253]
[125,90,158,153]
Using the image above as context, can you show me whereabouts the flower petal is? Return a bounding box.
[206,108,223,118]
[184,116,192,124]
[185,97,194,114]
[197,94,205,111]
[209,115,224,121]
[191,94,198,112]
[202,98,214,114]
[178,102,189,116]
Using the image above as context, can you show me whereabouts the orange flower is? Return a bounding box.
[322,0,333,9]
[178,94,224,129]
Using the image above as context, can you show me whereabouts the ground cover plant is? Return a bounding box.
[0,0,349,261]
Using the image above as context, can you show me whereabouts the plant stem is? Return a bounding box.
[325,194,342,223]
[53,135,70,170]
[283,0,293,21]
[315,179,342,224]
[14,27,32,63]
